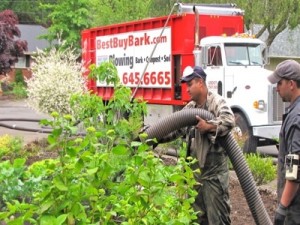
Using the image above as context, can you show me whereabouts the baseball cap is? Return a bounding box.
[267,60,300,84]
[181,66,207,83]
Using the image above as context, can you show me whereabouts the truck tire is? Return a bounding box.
[233,112,257,153]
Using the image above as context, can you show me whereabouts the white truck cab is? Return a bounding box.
[196,35,286,152]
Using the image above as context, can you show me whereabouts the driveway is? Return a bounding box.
[0,99,51,144]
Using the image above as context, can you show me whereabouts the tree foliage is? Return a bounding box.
[39,0,92,50]
[0,10,27,75]
[91,0,153,26]
[91,0,300,47]
[0,0,56,26]
[2,0,300,49]
[191,0,300,47]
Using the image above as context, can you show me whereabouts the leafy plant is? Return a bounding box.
[10,82,28,99]
[245,153,276,186]
[88,61,119,86]
[0,158,40,209]
[0,134,12,155]
[14,69,25,85]
[0,135,23,161]
[0,62,199,224]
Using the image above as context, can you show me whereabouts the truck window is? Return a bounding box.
[225,44,263,66]
[207,46,222,66]
[248,45,263,66]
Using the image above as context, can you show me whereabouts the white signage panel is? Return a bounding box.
[96,27,172,88]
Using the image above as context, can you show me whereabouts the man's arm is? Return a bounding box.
[280,180,299,207]
[205,92,235,137]
[195,115,216,134]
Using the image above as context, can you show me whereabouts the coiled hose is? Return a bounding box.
[144,108,272,225]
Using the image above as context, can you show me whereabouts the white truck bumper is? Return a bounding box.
[253,124,282,140]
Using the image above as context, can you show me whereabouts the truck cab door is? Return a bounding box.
[203,45,227,97]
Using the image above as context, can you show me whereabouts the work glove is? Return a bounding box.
[274,203,287,225]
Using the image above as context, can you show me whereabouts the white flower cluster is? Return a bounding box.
[26,48,87,115]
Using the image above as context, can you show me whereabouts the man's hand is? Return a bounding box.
[274,203,287,225]
[195,116,216,134]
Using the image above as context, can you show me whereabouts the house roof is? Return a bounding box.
[17,24,52,53]
[254,24,300,58]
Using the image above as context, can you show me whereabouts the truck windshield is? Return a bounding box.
[225,43,263,66]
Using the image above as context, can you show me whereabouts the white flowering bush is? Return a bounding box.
[26,48,87,115]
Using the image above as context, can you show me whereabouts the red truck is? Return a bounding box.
[82,3,285,152]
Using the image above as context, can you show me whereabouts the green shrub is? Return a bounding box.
[0,158,39,209]
[0,62,199,224]
[0,135,23,160]
[245,153,276,185]
[14,69,25,85]
[10,82,28,99]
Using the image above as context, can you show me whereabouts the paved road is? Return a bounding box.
[0,99,280,157]
[0,99,50,144]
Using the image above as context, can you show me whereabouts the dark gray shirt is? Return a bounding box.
[277,95,300,199]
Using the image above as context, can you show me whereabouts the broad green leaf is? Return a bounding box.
[40,215,56,225]
[131,141,142,147]
[68,126,78,135]
[169,174,185,182]
[53,176,68,191]
[86,167,98,175]
[13,158,26,167]
[138,178,149,187]
[66,146,77,157]
[112,145,128,155]
[52,128,63,137]
[39,199,55,214]
[7,217,23,225]
[47,134,57,145]
[75,158,84,172]
[56,214,68,225]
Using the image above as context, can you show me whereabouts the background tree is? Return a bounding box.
[146,0,300,47]
[1,0,300,49]
[184,0,300,47]
[38,0,91,51]
[0,0,56,26]
[233,0,300,47]
[91,0,153,26]
[0,10,27,75]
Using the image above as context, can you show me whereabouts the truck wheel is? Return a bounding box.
[233,112,257,153]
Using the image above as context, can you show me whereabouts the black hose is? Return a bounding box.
[144,108,272,225]
[0,118,52,133]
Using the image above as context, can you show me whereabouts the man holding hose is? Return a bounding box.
[154,66,235,224]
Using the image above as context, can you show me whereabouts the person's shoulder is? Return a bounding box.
[184,101,196,109]
[295,96,300,107]
[291,96,300,114]
[207,90,226,102]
